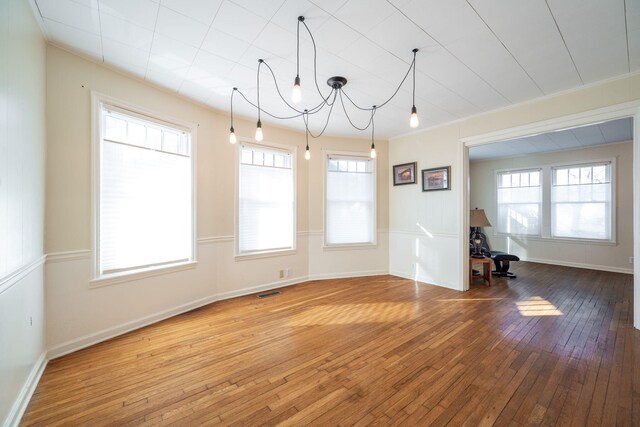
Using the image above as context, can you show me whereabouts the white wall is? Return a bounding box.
[44,46,389,357]
[470,142,634,273]
[0,0,47,425]
[388,126,464,289]
[389,73,640,292]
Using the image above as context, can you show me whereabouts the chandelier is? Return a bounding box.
[228,16,420,160]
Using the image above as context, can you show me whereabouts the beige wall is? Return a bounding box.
[44,45,389,353]
[0,0,47,424]
[389,72,640,290]
[470,142,634,273]
[45,46,388,251]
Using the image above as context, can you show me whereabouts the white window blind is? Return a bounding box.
[496,169,542,236]
[238,144,294,253]
[99,104,193,276]
[551,162,612,240]
[325,155,375,245]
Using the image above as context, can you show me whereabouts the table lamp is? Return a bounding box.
[470,208,491,258]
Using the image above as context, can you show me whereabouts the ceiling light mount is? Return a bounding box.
[327,76,347,89]
[228,16,421,159]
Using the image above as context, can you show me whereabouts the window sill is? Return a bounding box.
[234,248,297,261]
[493,234,616,246]
[90,261,198,288]
[322,242,378,251]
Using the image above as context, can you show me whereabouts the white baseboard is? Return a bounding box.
[4,352,47,427]
[47,275,310,360]
[388,270,462,291]
[214,275,309,301]
[389,270,416,282]
[520,257,633,275]
[308,269,388,281]
[46,272,392,360]
[47,293,220,359]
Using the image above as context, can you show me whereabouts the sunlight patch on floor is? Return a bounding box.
[437,298,506,302]
[515,296,563,316]
[287,302,418,326]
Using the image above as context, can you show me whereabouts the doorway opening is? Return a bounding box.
[459,102,640,330]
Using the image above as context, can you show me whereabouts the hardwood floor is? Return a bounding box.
[22,262,638,426]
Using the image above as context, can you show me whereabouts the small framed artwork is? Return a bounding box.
[422,166,451,191]
[393,162,417,186]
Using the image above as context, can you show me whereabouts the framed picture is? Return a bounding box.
[393,162,417,186]
[422,166,451,191]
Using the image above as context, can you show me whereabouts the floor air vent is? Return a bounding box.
[257,291,282,299]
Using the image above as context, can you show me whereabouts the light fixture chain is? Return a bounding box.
[230,88,235,126]
[304,90,338,138]
[228,16,420,140]
[412,49,417,107]
[234,88,334,120]
[338,90,375,131]
[296,18,300,78]
[256,59,262,121]
[301,19,331,100]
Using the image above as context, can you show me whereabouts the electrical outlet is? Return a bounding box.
[279,268,291,279]
[29,316,33,326]
[630,257,635,264]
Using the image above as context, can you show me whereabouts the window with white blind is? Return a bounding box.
[551,162,613,240]
[496,169,542,236]
[96,103,194,278]
[237,143,295,255]
[325,154,376,246]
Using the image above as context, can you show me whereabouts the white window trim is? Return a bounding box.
[91,92,198,284]
[234,139,297,259]
[494,167,543,238]
[322,149,377,250]
[89,261,198,288]
[492,158,616,244]
[550,158,616,243]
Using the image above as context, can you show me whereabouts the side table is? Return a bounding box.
[469,256,492,286]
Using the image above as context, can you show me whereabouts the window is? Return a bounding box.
[551,162,612,240]
[325,154,376,245]
[496,169,542,236]
[97,103,194,278]
[238,143,295,254]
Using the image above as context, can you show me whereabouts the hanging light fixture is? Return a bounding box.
[370,106,377,159]
[255,120,263,141]
[229,87,237,144]
[292,76,302,104]
[303,109,310,159]
[409,48,419,128]
[229,16,420,158]
[254,59,264,141]
[292,16,304,104]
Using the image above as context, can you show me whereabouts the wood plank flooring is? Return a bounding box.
[22,262,639,426]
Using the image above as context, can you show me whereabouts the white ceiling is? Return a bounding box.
[32,0,640,139]
[469,117,634,160]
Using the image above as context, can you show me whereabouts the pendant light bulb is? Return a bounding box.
[370,143,377,159]
[229,127,237,144]
[292,76,302,104]
[255,121,263,142]
[304,145,311,160]
[409,105,419,128]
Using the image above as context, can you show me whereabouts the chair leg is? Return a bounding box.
[491,259,517,279]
